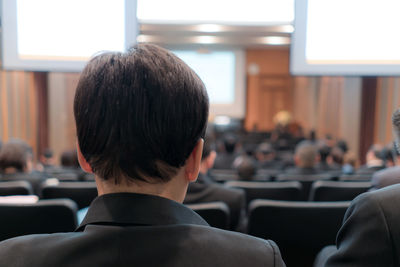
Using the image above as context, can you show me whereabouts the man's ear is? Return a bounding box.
[76,142,93,173]
[185,139,204,182]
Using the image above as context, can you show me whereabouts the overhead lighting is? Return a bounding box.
[197,24,223,33]
[259,36,290,45]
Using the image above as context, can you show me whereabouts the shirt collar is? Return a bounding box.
[76,192,208,232]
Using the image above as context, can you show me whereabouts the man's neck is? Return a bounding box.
[95,173,189,203]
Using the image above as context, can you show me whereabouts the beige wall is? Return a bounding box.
[48,73,80,163]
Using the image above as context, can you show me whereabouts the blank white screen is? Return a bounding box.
[173,50,246,118]
[291,0,400,75]
[17,0,125,60]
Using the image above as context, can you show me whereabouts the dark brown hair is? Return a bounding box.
[74,44,209,183]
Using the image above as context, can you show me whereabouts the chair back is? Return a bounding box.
[248,199,350,267]
[277,174,333,200]
[0,181,33,196]
[225,181,302,206]
[309,181,371,201]
[186,202,230,230]
[0,199,78,241]
[41,181,98,209]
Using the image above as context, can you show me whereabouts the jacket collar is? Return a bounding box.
[76,192,208,232]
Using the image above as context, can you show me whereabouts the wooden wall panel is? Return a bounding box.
[374,77,400,145]
[48,73,80,162]
[0,71,39,159]
[245,48,292,131]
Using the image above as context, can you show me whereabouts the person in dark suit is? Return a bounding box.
[0,44,285,267]
[283,141,321,176]
[213,134,239,169]
[185,138,246,231]
[314,108,400,267]
[355,144,386,175]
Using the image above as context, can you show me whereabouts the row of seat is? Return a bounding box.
[189,200,350,267]
[0,179,370,208]
[0,197,347,267]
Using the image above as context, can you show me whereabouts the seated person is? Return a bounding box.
[185,138,246,231]
[234,155,257,181]
[255,142,284,170]
[371,145,400,189]
[213,134,239,169]
[283,141,321,176]
[0,139,46,194]
[0,44,285,267]
[355,144,386,175]
[315,145,341,173]
[314,108,400,267]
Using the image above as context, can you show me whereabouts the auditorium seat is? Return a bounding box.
[339,174,372,181]
[41,181,98,209]
[186,202,230,230]
[224,181,302,206]
[248,199,350,267]
[209,169,239,182]
[277,174,334,200]
[0,181,33,196]
[309,180,371,201]
[0,199,78,241]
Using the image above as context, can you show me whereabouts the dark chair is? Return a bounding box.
[41,181,98,209]
[248,199,350,267]
[186,202,230,230]
[277,174,334,200]
[0,199,78,241]
[339,174,372,181]
[309,181,371,201]
[209,169,239,183]
[225,181,302,206]
[0,181,33,196]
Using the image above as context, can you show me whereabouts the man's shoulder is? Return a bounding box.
[0,225,285,267]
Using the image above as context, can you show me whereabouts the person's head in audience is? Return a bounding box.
[365,144,385,167]
[235,156,257,181]
[330,146,344,165]
[74,44,209,202]
[199,138,216,175]
[318,145,331,164]
[294,141,318,169]
[0,139,33,174]
[222,134,238,154]
[336,140,348,154]
[255,142,276,163]
[60,150,80,169]
[40,148,56,167]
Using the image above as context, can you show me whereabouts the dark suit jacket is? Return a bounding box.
[185,173,246,230]
[0,193,285,267]
[322,184,400,266]
[371,166,400,189]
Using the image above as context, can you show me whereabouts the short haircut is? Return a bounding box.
[223,134,237,154]
[74,44,209,183]
[0,140,31,172]
[318,145,331,162]
[236,156,257,181]
[295,141,318,168]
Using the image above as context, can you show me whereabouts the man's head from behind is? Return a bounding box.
[0,139,33,173]
[74,44,209,196]
[294,141,318,168]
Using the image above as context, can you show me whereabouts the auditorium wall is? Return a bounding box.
[1,49,400,164]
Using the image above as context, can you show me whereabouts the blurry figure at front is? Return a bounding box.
[0,139,47,194]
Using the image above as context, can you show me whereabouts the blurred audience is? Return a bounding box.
[355,144,386,175]
[213,134,239,169]
[185,137,246,231]
[284,141,320,175]
[0,139,47,194]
